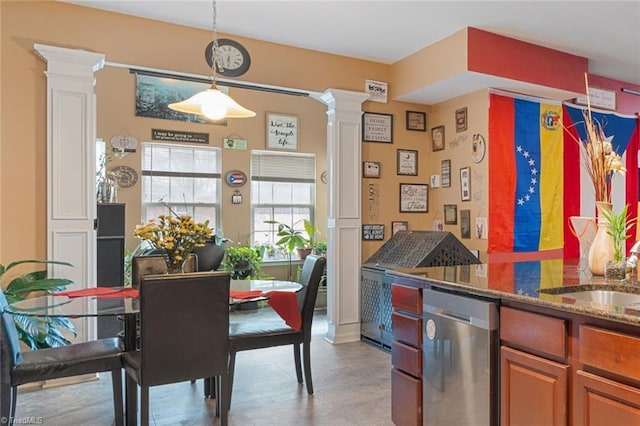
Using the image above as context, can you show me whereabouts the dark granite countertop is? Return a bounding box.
[386,259,640,326]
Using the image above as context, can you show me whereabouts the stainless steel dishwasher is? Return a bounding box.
[422,288,499,425]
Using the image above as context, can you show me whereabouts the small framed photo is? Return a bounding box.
[432,125,445,151]
[455,107,468,132]
[392,221,409,235]
[363,161,381,178]
[460,209,471,239]
[400,183,429,213]
[363,112,393,143]
[444,204,457,225]
[460,166,471,201]
[406,111,426,131]
[397,149,418,176]
[441,159,451,188]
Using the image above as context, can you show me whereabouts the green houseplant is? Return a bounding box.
[1,259,76,349]
[265,219,318,280]
[601,204,635,280]
[220,245,264,280]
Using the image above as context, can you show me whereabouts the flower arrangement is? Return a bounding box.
[134,208,212,273]
[574,76,626,203]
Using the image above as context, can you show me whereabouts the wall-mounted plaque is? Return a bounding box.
[362,224,385,241]
[363,112,393,143]
[267,113,298,150]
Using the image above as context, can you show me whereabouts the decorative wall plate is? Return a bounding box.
[108,165,138,188]
[225,170,247,187]
[472,133,486,163]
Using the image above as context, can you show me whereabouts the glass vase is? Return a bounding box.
[587,201,616,276]
[163,254,185,274]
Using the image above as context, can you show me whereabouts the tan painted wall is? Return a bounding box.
[1,0,485,271]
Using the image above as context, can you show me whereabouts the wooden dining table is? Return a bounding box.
[5,278,302,426]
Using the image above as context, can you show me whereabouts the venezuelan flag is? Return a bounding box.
[488,94,564,253]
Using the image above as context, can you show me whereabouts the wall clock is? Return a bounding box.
[205,38,251,78]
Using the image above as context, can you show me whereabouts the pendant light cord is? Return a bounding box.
[210,0,222,86]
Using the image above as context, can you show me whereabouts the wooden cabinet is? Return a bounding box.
[501,346,568,426]
[390,284,422,426]
[500,307,569,426]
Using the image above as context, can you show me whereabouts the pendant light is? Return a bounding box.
[168,0,255,120]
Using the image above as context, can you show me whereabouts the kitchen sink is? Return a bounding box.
[538,285,640,307]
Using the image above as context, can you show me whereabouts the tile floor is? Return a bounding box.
[16,310,394,425]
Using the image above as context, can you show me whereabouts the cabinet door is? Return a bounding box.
[575,370,640,425]
[501,346,568,426]
[391,367,421,426]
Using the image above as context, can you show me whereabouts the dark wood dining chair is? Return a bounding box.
[122,271,230,426]
[226,254,326,409]
[0,291,124,425]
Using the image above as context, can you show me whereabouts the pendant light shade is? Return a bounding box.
[168,0,255,120]
[168,84,256,120]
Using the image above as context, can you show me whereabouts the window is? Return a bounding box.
[251,150,316,258]
[141,143,221,230]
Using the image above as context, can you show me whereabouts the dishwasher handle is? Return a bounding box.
[423,288,498,331]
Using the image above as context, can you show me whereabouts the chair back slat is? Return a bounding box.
[0,291,22,367]
[138,271,229,387]
[296,255,326,333]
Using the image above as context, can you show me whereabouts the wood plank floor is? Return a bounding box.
[16,311,394,425]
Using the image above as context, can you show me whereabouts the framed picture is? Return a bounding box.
[400,183,428,213]
[441,159,451,188]
[362,224,385,241]
[363,112,393,143]
[444,204,457,225]
[431,125,445,151]
[392,221,409,235]
[460,167,471,201]
[267,113,298,150]
[405,111,426,131]
[363,161,381,178]
[455,107,468,132]
[460,209,471,239]
[396,149,418,176]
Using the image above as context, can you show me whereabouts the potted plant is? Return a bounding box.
[601,204,635,280]
[265,219,318,280]
[1,259,76,349]
[220,245,264,280]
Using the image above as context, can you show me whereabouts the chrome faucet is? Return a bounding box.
[626,241,640,268]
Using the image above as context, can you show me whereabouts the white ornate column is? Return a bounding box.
[34,44,104,344]
[318,89,369,344]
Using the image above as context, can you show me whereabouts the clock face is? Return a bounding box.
[205,38,251,77]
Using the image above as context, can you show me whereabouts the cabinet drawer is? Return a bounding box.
[392,367,422,426]
[392,284,422,314]
[392,340,422,377]
[392,312,422,347]
[580,325,640,382]
[500,307,567,359]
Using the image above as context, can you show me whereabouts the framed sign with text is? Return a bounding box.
[363,112,393,143]
[267,113,298,150]
[400,183,428,213]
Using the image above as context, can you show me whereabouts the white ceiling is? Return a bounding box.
[61,0,640,104]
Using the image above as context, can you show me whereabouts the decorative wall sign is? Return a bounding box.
[432,125,445,151]
[400,183,428,213]
[362,224,385,240]
[231,190,243,204]
[460,167,471,201]
[110,135,137,155]
[433,219,444,231]
[575,87,617,110]
[392,221,409,235]
[267,113,298,150]
[397,149,418,176]
[225,170,247,187]
[455,107,468,132]
[430,175,440,188]
[460,209,471,239]
[476,217,488,239]
[444,204,457,225]
[363,161,381,178]
[363,112,393,143]
[223,137,248,150]
[471,133,486,163]
[108,165,138,188]
[152,129,209,144]
[406,111,426,131]
[365,80,388,103]
[441,159,451,188]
